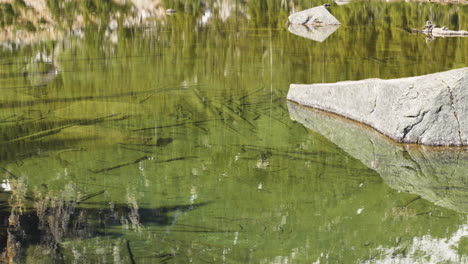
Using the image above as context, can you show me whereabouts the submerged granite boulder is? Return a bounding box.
[288,6,341,25]
[288,102,468,213]
[287,67,468,146]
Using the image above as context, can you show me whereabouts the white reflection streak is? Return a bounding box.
[189,186,197,205]
[367,223,468,263]
[1,179,11,191]
[262,248,301,264]
[200,9,212,25]
[233,231,238,245]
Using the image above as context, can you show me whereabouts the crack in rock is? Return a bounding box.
[402,110,429,141]
[404,109,422,118]
[442,80,463,145]
[417,120,432,144]
[369,87,378,114]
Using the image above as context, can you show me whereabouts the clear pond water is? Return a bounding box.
[1,0,468,263]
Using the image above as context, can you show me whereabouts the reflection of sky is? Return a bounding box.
[1,179,11,191]
[200,9,212,25]
[368,221,468,263]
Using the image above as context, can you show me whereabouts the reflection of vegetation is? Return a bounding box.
[0,2,19,27]
[0,0,36,31]
[0,184,208,263]
[1,0,468,46]
[163,0,207,14]
[47,0,130,28]
[23,21,35,32]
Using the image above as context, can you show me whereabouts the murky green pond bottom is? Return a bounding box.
[1,1,468,263]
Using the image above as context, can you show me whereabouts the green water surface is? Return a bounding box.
[1,0,468,263]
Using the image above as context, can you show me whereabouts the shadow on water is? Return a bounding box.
[0,187,210,263]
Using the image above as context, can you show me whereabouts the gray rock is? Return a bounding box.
[288,102,468,213]
[288,24,340,42]
[288,6,341,25]
[287,67,468,146]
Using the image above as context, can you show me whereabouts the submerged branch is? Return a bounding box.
[0,85,183,109]
[91,156,197,173]
[403,196,422,208]
[0,168,19,179]
[77,190,106,203]
[91,156,150,173]
[126,240,136,264]
[4,114,127,143]
[132,119,224,131]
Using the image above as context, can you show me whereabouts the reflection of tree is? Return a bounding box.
[1,0,468,46]
[0,179,208,263]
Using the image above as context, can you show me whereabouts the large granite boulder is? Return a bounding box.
[288,102,468,213]
[288,6,341,25]
[287,67,468,146]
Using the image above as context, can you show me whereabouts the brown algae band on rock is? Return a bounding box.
[288,5,341,25]
[287,67,468,146]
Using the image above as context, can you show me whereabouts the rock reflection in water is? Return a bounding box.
[288,101,468,262]
[288,24,340,42]
[288,101,468,214]
[365,223,468,263]
[0,180,207,263]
